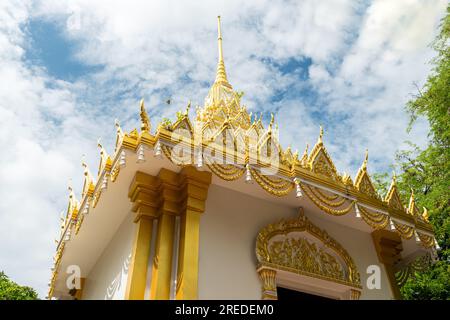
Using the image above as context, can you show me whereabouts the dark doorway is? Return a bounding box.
[277,286,334,301]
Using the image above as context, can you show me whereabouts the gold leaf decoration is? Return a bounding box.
[256,212,361,288]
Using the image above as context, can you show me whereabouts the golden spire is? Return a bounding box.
[317,125,324,144]
[140,99,150,132]
[215,16,231,87]
[362,149,369,170]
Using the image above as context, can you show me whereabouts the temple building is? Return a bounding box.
[48,17,437,300]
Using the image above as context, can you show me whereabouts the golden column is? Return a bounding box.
[150,169,179,299]
[126,172,161,300]
[372,229,403,300]
[176,166,212,300]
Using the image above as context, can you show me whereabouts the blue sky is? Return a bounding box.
[0,0,447,297]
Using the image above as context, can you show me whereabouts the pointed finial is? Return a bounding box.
[392,171,397,184]
[68,178,73,194]
[408,188,417,216]
[318,125,323,144]
[185,101,191,115]
[97,138,103,150]
[301,143,309,165]
[217,16,223,62]
[362,149,369,169]
[269,113,274,128]
[81,154,87,169]
[422,207,429,222]
[214,16,230,86]
[303,144,309,156]
[140,99,150,132]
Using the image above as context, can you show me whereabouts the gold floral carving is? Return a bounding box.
[395,253,433,287]
[308,186,346,208]
[301,183,355,216]
[350,289,361,300]
[161,144,193,166]
[355,174,378,198]
[417,233,435,248]
[206,161,244,181]
[256,212,361,288]
[257,268,277,300]
[92,191,101,208]
[111,164,120,182]
[75,214,84,235]
[309,149,339,181]
[392,220,415,239]
[269,237,345,280]
[250,168,294,197]
[359,206,389,230]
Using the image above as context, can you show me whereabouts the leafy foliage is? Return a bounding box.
[375,5,450,300]
[0,271,38,300]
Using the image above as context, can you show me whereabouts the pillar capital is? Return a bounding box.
[128,171,161,221]
[257,267,277,300]
[179,166,212,214]
[157,168,182,216]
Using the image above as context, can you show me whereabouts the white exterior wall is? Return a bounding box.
[198,184,394,300]
[82,213,135,300]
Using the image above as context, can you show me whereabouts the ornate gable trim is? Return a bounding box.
[256,210,361,288]
[354,151,378,199]
[308,129,339,181]
[385,176,404,212]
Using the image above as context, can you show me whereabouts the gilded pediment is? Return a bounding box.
[307,127,339,180]
[354,151,378,198]
[172,115,194,136]
[385,176,404,211]
[408,190,420,217]
[258,130,281,161]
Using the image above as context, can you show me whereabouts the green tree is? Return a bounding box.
[0,271,38,300]
[374,5,450,300]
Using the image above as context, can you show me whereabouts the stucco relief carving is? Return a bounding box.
[256,209,362,300]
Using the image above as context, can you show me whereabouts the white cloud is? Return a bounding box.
[0,0,446,297]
